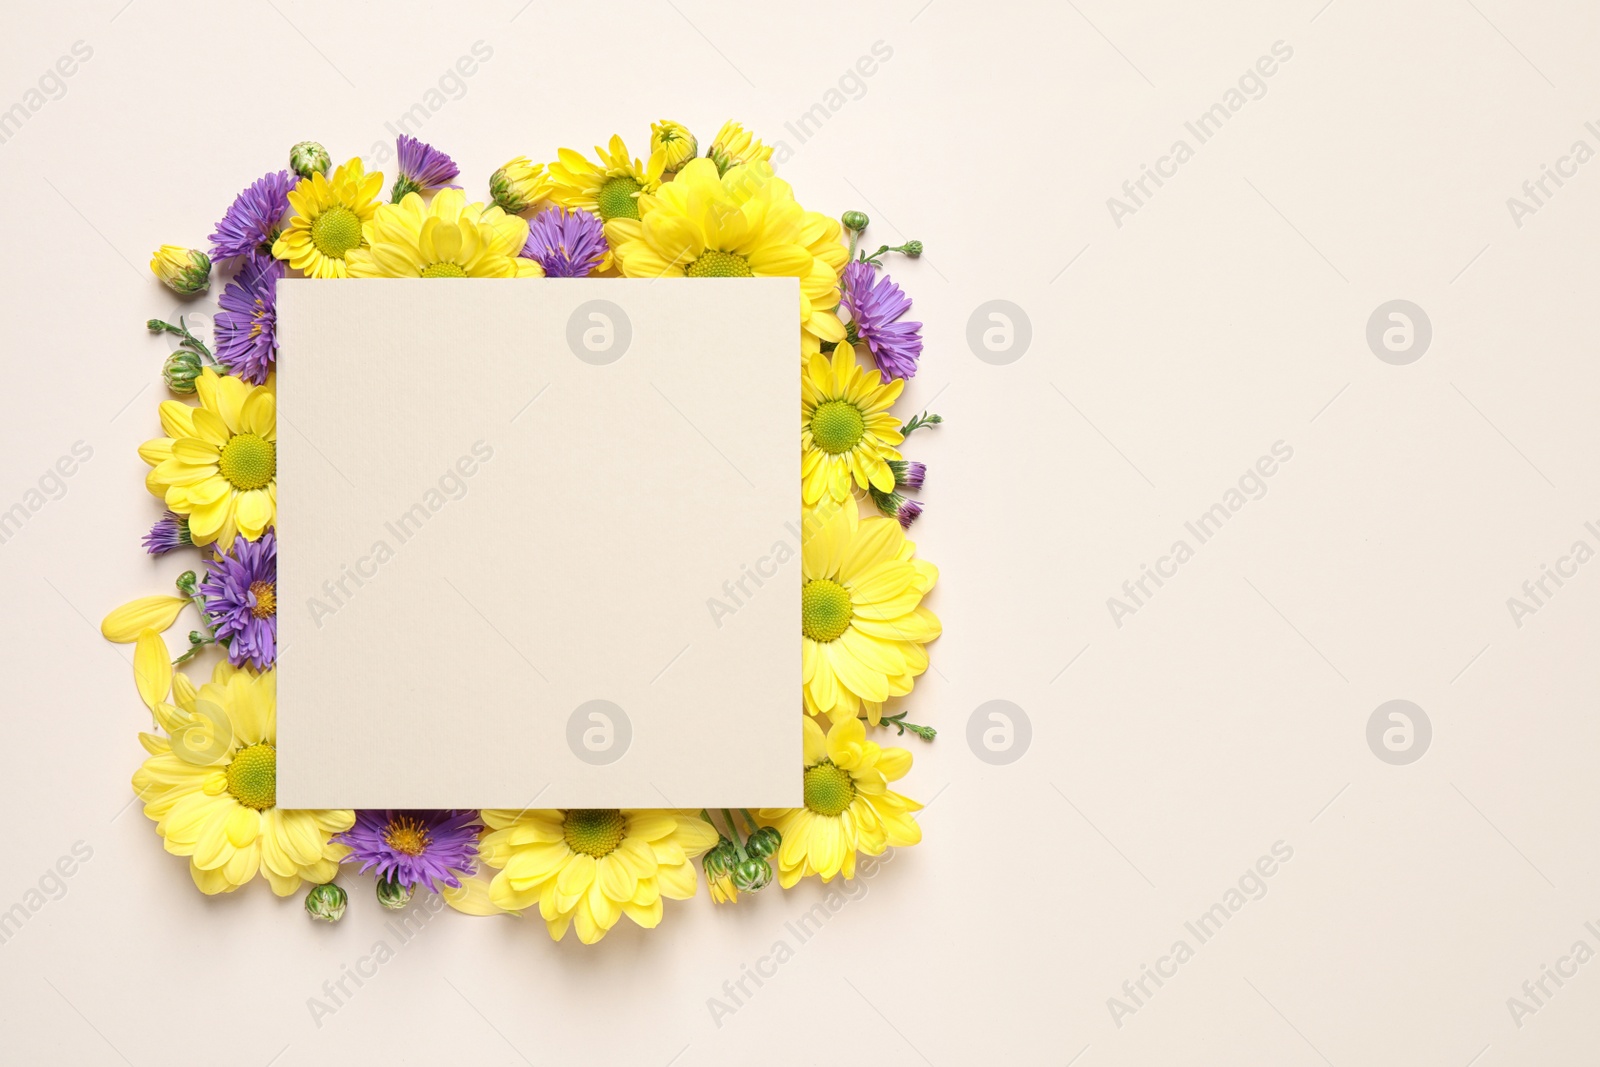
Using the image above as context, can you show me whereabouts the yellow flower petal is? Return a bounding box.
[133,629,172,710]
[444,874,519,916]
[102,595,187,643]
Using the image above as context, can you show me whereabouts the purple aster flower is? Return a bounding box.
[214,253,281,385]
[894,497,923,528]
[520,208,608,277]
[390,135,459,201]
[143,510,193,555]
[870,488,923,529]
[888,459,926,491]
[337,810,482,892]
[209,170,294,259]
[840,259,923,381]
[198,530,276,670]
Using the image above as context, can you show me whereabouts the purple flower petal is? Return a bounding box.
[198,529,277,670]
[521,209,608,278]
[841,259,923,380]
[336,810,482,892]
[396,135,459,192]
[143,510,192,555]
[214,253,281,385]
[210,170,294,260]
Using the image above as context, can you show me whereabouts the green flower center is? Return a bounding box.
[809,399,866,454]
[310,205,363,259]
[803,760,856,816]
[802,578,853,642]
[596,176,642,221]
[563,809,626,858]
[686,250,754,278]
[217,433,275,491]
[225,744,277,810]
[421,261,467,278]
[383,815,432,856]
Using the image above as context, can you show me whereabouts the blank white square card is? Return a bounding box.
[274,278,799,809]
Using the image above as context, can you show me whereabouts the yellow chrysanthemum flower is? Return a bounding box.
[131,660,353,895]
[759,716,922,887]
[478,808,718,944]
[149,244,210,294]
[605,158,846,354]
[803,341,904,506]
[802,499,940,721]
[547,134,666,224]
[488,156,552,215]
[140,367,275,547]
[345,189,541,279]
[707,120,772,174]
[271,158,384,279]
[650,120,698,172]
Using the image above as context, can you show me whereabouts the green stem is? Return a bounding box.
[188,594,215,634]
[899,410,943,437]
[175,572,217,638]
[720,808,748,861]
[150,316,216,363]
[171,634,216,667]
[872,710,937,741]
[860,241,919,266]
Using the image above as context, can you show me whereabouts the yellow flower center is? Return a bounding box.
[686,250,754,278]
[802,578,853,642]
[310,205,363,259]
[563,809,627,858]
[249,580,276,619]
[596,176,642,221]
[383,815,433,856]
[225,744,277,810]
[218,433,275,491]
[809,399,866,454]
[803,760,856,816]
[421,261,467,278]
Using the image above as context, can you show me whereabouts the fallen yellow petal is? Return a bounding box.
[133,629,172,710]
[102,595,188,643]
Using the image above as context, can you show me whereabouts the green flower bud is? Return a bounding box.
[175,570,198,595]
[650,121,698,173]
[703,838,741,903]
[290,140,331,179]
[162,348,202,394]
[305,882,347,923]
[707,121,772,176]
[705,839,739,877]
[376,876,414,910]
[841,210,869,233]
[150,246,211,296]
[902,240,923,257]
[745,826,781,859]
[731,857,773,893]
[488,157,550,214]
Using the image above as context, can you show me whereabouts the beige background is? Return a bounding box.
[2,0,1598,1064]
[275,278,800,810]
